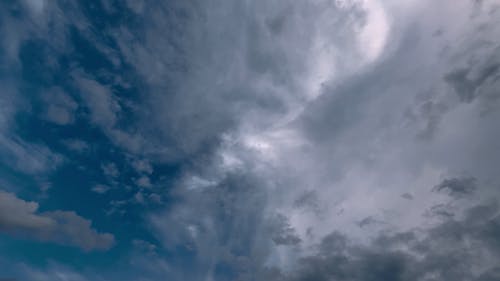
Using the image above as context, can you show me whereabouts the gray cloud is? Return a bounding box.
[401,193,414,200]
[444,47,500,104]
[432,177,477,199]
[262,200,500,281]
[0,190,114,251]
[1,0,500,280]
[145,1,500,279]
[0,135,63,175]
[104,0,372,163]
[269,214,302,246]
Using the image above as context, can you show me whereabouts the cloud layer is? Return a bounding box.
[1,0,500,280]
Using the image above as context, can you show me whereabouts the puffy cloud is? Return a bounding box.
[0,190,114,251]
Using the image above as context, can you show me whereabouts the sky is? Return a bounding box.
[1,0,500,280]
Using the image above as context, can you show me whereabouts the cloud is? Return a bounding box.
[0,136,63,175]
[105,0,375,163]
[149,170,275,280]
[91,184,111,194]
[0,190,114,251]
[401,193,414,200]
[41,87,78,125]
[0,83,63,175]
[1,0,500,280]
[269,214,302,246]
[142,0,500,279]
[444,45,500,105]
[131,159,153,175]
[74,74,119,130]
[261,200,500,281]
[432,177,477,199]
[61,139,90,153]
[101,162,119,178]
[135,176,152,188]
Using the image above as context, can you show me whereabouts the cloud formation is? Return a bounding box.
[0,190,114,251]
[275,200,500,281]
[1,0,500,280]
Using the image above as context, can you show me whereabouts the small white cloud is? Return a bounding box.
[134,191,145,204]
[136,176,152,188]
[132,159,153,174]
[101,162,119,178]
[149,193,162,204]
[61,139,90,153]
[41,88,78,125]
[184,176,215,190]
[91,184,111,194]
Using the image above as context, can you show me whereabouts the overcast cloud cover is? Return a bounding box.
[1,0,500,280]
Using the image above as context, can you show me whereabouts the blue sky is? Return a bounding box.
[1,0,500,280]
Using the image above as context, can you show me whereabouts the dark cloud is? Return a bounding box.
[294,190,324,215]
[269,214,301,246]
[478,267,500,281]
[432,177,477,199]
[264,200,500,281]
[424,203,455,219]
[401,193,414,200]
[445,61,500,103]
[357,216,383,228]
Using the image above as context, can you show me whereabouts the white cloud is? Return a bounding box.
[101,162,119,178]
[61,139,90,153]
[135,176,152,189]
[131,159,153,174]
[91,184,111,194]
